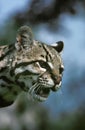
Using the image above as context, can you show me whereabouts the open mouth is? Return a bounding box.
[35,87,50,97]
[29,83,50,101]
[34,86,50,101]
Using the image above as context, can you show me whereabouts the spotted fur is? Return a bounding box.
[0,26,64,107]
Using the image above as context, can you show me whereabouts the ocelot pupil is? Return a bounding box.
[39,61,50,71]
[39,61,47,68]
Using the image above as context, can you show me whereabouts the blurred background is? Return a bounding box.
[0,0,85,130]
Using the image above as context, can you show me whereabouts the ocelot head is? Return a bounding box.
[14,27,64,101]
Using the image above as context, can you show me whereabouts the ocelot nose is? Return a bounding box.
[53,75,62,84]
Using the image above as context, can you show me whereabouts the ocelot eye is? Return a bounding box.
[39,61,47,68]
[59,66,64,74]
[39,61,50,70]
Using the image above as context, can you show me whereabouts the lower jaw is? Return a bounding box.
[29,88,49,102]
[33,93,48,102]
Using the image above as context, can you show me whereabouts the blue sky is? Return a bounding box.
[0,0,28,24]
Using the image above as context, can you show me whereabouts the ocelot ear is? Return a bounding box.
[15,25,34,50]
[52,41,64,53]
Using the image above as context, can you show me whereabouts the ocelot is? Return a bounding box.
[0,26,64,107]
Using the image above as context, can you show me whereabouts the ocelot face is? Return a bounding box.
[0,26,64,107]
[14,41,64,101]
